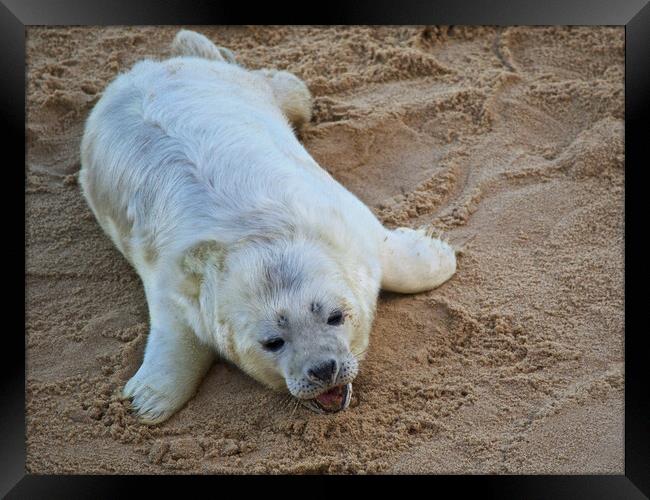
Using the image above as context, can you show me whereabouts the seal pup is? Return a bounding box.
[79,30,457,423]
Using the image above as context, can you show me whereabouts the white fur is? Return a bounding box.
[79,31,456,423]
[380,228,457,293]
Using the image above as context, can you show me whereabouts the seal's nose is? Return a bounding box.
[307,359,338,384]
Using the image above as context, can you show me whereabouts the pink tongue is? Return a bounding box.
[316,386,343,407]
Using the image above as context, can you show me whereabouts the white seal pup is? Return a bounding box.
[79,30,457,423]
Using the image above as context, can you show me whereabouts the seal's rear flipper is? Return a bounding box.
[170,29,237,63]
[254,69,313,130]
[171,30,310,131]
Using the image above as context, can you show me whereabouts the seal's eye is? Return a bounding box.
[327,310,344,326]
[262,337,285,352]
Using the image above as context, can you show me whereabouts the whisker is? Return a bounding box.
[272,393,293,413]
[352,348,368,359]
[290,398,300,417]
[282,395,294,411]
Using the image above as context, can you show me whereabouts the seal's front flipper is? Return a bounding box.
[122,304,214,424]
[379,227,457,294]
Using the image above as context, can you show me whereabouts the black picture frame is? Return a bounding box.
[5,1,648,497]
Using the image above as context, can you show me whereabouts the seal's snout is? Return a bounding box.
[306,358,338,384]
[289,354,359,414]
[313,383,352,413]
[300,383,353,414]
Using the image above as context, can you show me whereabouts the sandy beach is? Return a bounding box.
[26,26,624,473]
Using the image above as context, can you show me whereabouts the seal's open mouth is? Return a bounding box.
[301,383,352,414]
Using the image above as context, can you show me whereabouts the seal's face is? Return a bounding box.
[265,298,359,413]
[220,238,370,413]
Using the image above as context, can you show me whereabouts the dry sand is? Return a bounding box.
[26,26,624,474]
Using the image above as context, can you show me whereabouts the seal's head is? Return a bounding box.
[217,237,374,413]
